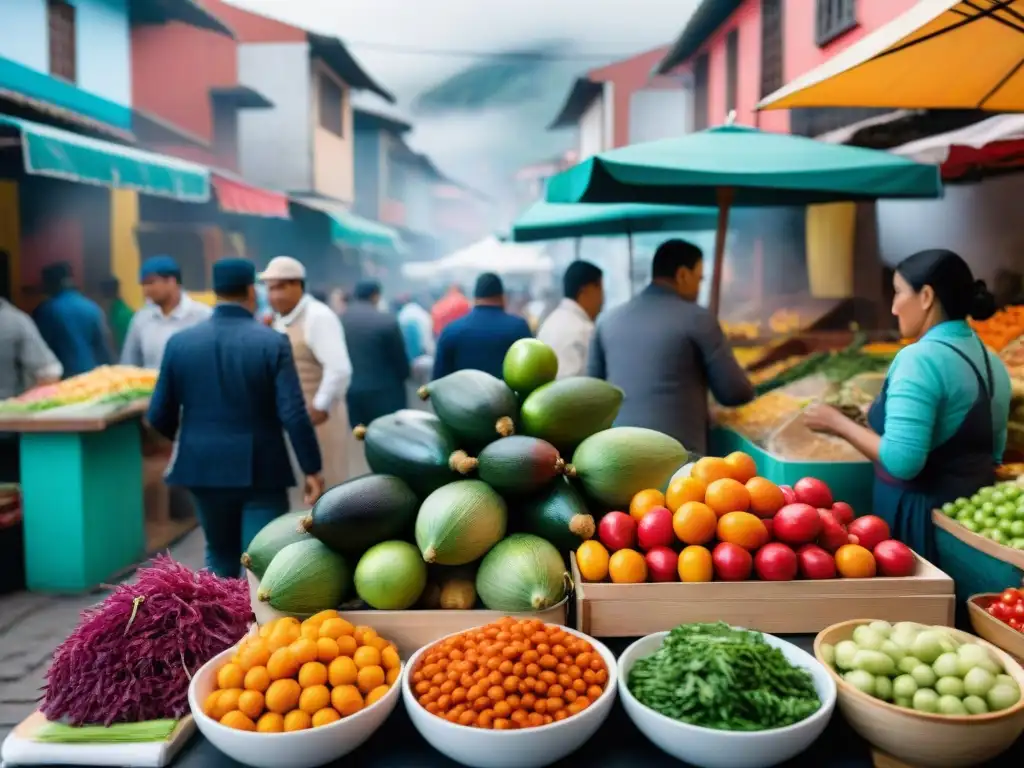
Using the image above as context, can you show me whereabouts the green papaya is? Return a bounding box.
[450,435,566,496]
[241,510,310,579]
[256,539,351,615]
[418,369,519,447]
[353,410,461,496]
[301,474,419,555]
[518,478,596,552]
[520,377,624,452]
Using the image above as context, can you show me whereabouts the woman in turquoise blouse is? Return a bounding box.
[804,249,1011,561]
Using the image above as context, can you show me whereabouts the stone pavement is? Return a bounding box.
[0,529,205,744]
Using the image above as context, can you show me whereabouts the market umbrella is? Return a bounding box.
[758,0,1024,111]
[510,201,717,295]
[543,122,942,315]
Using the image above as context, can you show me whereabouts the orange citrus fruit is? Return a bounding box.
[717,511,769,551]
[608,549,648,583]
[724,452,758,483]
[629,489,666,522]
[677,546,713,582]
[672,501,718,545]
[665,476,707,512]
[576,540,610,582]
[705,478,751,516]
[746,477,786,518]
[835,544,877,578]
[691,456,732,486]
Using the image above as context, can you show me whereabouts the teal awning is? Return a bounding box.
[0,116,210,202]
[510,201,718,242]
[293,196,405,254]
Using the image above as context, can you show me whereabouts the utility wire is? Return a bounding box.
[340,39,648,61]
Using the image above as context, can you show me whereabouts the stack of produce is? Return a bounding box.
[244,338,689,617]
[984,587,1024,634]
[712,391,807,444]
[576,455,917,584]
[752,335,895,397]
[821,621,1021,715]
[0,365,157,415]
[201,614,401,732]
[938,479,1024,550]
[971,305,1024,352]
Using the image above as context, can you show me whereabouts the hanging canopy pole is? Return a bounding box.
[708,187,734,318]
[627,229,635,297]
[573,237,581,261]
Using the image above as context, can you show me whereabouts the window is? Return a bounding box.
[816,0,857,47]
[692,53,709,131]
[760,0,784,97]
[318,73,344,136]
[48,0,76,83]
[725,30,739,115]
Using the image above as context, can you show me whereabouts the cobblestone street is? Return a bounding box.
[0,530,205,744]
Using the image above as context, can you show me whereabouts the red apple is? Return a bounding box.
[773,503,823,546]
[712,542,753,581]
[831,501,855,526]
[637,507,675,551]
[598,511,637,552]
[754,543,798,581]
[848,515,891,552]
[779,485,798,505]
[817,509,851,553]
[645,546,679,582]
[794,477,833,509]
[797,544,837,579]
[873,539,916,577]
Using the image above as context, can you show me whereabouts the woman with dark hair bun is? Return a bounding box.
[804,249,1012,559]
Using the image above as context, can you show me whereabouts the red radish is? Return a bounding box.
[637,507,675,551]
[873,539,916,577]
[848,515,891,552]
[645,546,679,582]
[779,485,797,505]
[797,544,837,579]
[817,509,851,553]
[754,543,798,581]
[794,477,833,509]
[772,503,823,546]
[597,511,637,552]
[712,542,753,581]
[831,501,855,526]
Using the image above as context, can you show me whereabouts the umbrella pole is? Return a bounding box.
[709,188,734,318]
[627,230,635,297]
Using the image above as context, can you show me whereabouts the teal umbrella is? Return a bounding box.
[543,121,943,314]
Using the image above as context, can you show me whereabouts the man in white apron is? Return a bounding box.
[260,257,353,507]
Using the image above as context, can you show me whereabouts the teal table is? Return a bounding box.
[10,403,146,593]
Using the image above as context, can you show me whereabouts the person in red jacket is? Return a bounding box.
[431,283,470,338]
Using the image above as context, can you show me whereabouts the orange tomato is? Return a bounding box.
[576,540,610,582]
[665,476,707,512]
[672,501,718,545]
[716,511,769,551]
[629,489,666,522]
[835,544,877,578]
[608,549,647,583]
[677,546,713,582]
[724,452,758,484]
[691,457,732,486]
[704,478,751,516]
[745,477,786,518]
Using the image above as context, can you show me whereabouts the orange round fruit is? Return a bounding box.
[835,544,877,578]
[629,489,666,522]
[724,452,758,483]
[677,546,713,582]
[745,477,786,518]
[576,540,610,582]
[672,501,717,545]
[717,511,769,551]
[608,549,648,583]
[691,457,732,486]
[665,476,707,512]
[705,478,751,516]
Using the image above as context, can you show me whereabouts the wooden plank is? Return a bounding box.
[933,509,1024,569]
[0,400,148,433]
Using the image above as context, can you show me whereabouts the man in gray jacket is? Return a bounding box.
[587,239,754,454]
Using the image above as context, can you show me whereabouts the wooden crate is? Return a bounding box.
[932,510,1024,569]
[247,571,567,657]
[570,552,954,637]
[967,594,1024,661]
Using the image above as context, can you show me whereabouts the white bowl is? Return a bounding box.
[618,630,836,768]
[188,645,402,768]
[403,623,618,768]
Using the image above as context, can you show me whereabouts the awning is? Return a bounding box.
[212,172,289,218]
[292,195,405,254]
[891,114,1024,181]
[0,115,209,202]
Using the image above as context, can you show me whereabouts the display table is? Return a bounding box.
[3,402,147,593]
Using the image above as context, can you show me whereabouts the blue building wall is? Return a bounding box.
[352,123,381,221]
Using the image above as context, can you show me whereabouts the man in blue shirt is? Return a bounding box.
[433,273,532,380]
[32,262,111,377]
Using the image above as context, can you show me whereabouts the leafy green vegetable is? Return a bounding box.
[627,622,821,731]
[34,720,178,743]
[755,332,895,396]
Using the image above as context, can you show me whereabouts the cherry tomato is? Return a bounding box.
[989,603,1001,617]
[1014,603,1024,619]
[1000,588,1020,605]
[1009,618,1023,632]
[992,602,1010,620]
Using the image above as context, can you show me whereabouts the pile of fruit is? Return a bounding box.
[575,454,917,584]
[938,479,1024,550]
[202,614,401,732]
[244,338,689,618]
[0,365,156,414]
[971,305,1024,352]
[984,588,1024,634]
[821,621,1021,715]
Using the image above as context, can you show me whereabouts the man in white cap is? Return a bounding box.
[260,256,353,503]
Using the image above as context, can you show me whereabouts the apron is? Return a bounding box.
[868,338,997,564]
[284,309,351,508]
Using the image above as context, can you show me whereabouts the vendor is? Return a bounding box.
[804,249,1012,560]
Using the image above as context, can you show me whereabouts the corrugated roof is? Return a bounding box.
[655,0,744,75]
[308,33,395,103]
